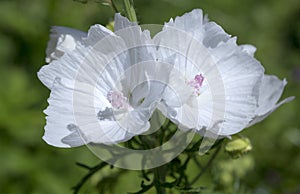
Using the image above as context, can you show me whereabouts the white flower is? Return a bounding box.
[38,14,170,147]
[154,9,293,136]
[39,9,294,148]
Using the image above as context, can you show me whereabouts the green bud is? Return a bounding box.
[106,21,115,32]
[225,137,252,159]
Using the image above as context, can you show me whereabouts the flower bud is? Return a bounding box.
[225,137,252,159]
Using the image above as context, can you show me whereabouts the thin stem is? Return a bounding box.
[75,162,93,170]
[153,166,166,194]
[73,162,108,194]
[189,144,222,186]
[175,156,191,186]
[192,156,203,170]
[122,0,137,22]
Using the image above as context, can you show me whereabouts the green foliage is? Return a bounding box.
[0,0,299,193]
[212,155,255,193]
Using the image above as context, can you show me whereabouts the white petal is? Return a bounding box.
[256,75,288,114]
[38,25,128,89]
[43,79,82,148]
[83,24,114,46]
[194,85,214,130]
[248,96,294,126]
[202,21,231,48]
[170,98,200,131]
[203,14,209,24]
[164,9,204,42]
[114,15,154,68]
[43,77,114,147]
[205,42,264,135]
[114,13,137,31]
[240,44,257,56]
[248,75,295,126]
[139,62,172,105]
[38,48,86,89]
[120,59,171,109]
[46,26,86,63]
[161,9,231,48]
[161,69,194,108]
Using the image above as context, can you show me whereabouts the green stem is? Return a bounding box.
[110,0,119,13]
[153,166,166,194]
[153,126,167,194]
[122,0,137,22]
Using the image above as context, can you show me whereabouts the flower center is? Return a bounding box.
[107,90,129,109]
[187,74,204,96]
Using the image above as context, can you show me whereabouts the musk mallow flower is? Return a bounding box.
[39,9,294,148]
[154,9,294,136]
[38,14,171,147]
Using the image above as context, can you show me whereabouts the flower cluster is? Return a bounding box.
[38,9,294,148]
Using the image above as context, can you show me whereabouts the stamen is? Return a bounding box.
[188,74,204,96]
[107,90,129,109]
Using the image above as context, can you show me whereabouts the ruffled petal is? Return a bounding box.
[83,24,114,46]
[162,9,231,48]
[164,9,204,41]
[248,75,295,126]
[114,13,137,31]
[38,47,86,89]
[257,75,288,114]
[114,14,154,71]
[202,21,231,48]
[201,40,264,136]
[240,44,257,56]
[38,24,127,89]
[43,78,84,148]
[46,26,87,63]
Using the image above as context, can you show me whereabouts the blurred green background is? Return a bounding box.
[0,0,299,193]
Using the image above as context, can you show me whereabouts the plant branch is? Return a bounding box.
[153,166,166,194]
[72,162,108,194]
[130,180,154,194]
[189,143,222,186]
